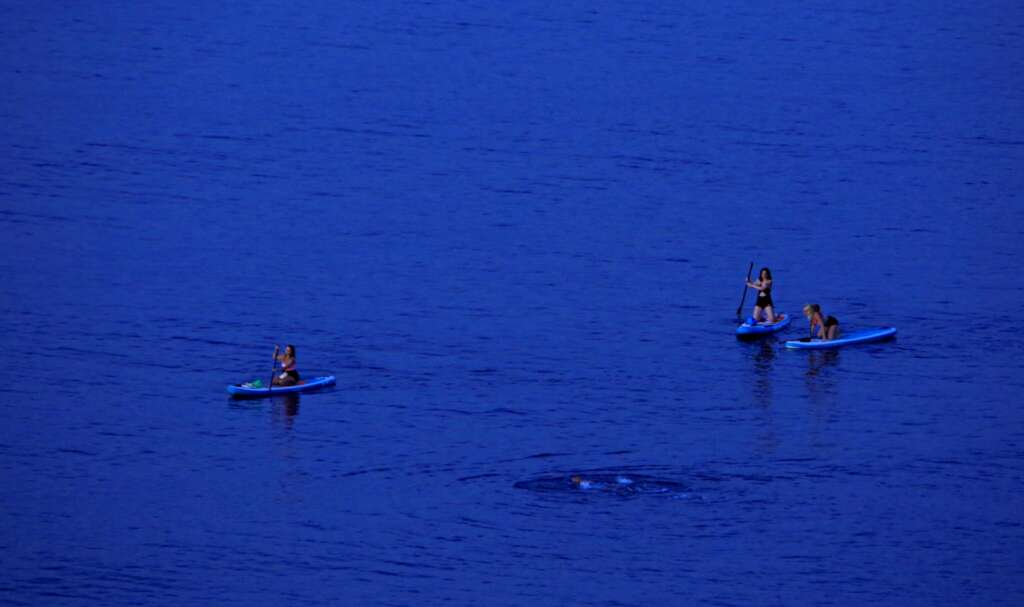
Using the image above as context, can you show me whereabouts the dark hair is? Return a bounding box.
[285,344,296,357]
[760,267,772,280]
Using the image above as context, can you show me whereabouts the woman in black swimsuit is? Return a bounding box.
[745,267,776,323]
[272,344,300,386]
[803,304,840,341]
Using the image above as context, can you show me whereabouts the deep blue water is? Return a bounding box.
[2,2,1024,605]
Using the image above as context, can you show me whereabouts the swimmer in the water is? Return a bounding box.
[571,475,604,490]
[571,474,635,490]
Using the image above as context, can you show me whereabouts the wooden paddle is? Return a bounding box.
[736,261,754,318]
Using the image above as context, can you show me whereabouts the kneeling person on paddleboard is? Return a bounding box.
[273,344,300,386]
[803,304,840,340]
[744,267,776,323]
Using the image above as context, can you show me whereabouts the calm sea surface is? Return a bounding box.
[2,2,1023,605]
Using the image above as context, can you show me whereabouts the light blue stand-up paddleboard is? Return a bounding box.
[736,313,791,338]
[784,326,896,349]
[227,375,336,397]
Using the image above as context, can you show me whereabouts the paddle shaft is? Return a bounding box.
[269,345,279,393]
[736,261,754,317]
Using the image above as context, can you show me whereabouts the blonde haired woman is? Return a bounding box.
[803,304,840,341]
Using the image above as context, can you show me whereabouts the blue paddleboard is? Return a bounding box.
[227,375,336,397]
[784,326,896,350]
[736,313,791,338]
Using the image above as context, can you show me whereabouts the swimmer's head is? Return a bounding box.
[571,475,582,485]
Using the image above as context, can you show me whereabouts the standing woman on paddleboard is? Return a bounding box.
[745,267,776,323]
[273,345,300,386]
[803,304,840,340]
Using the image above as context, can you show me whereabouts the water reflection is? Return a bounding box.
[805,350,840,379]
[748,340,778,454]
[227,392,301,427]
[804,350,840,403]
[270,393,301,429]
[752,340,776,403]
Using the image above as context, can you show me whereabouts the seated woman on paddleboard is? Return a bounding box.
[273,344,300,386]
[803,304,840,340]
[744,267,776,323]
